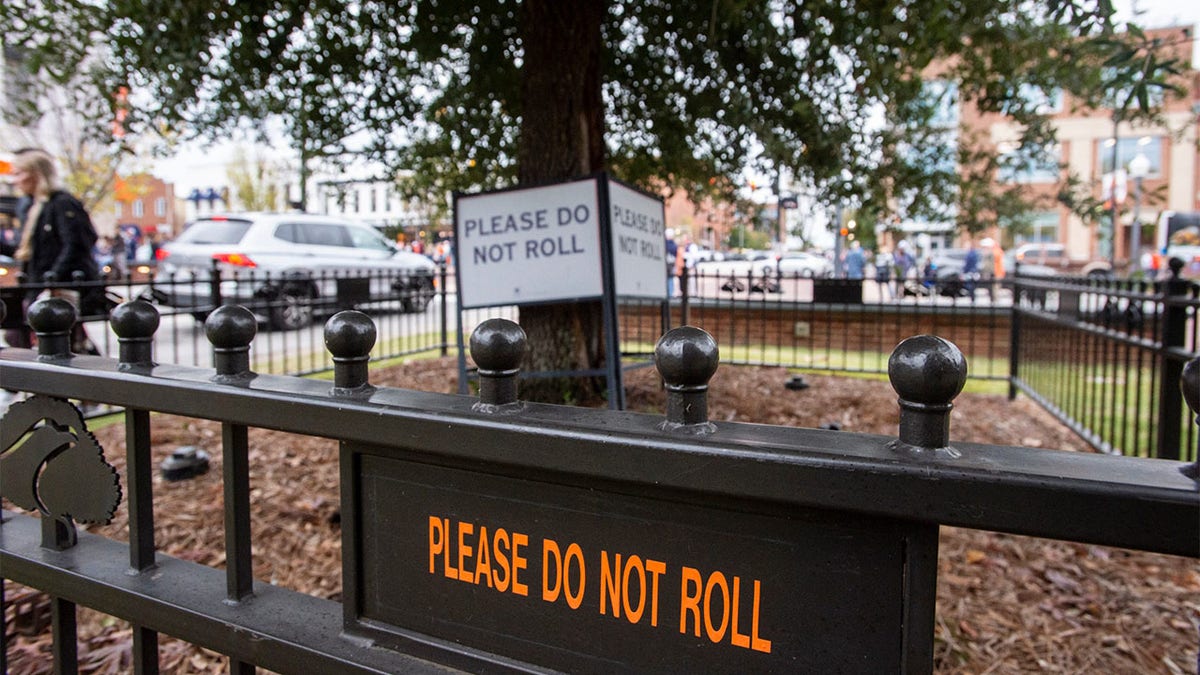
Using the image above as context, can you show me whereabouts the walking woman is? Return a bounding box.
[6,148,101,352]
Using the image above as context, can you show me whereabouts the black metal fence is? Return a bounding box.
[633,265,1014,380]
[1009,262,1200,461]
[3,261,1197,460]
[2,301,1197,673]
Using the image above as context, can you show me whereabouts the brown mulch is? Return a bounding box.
[4,358,1199,673]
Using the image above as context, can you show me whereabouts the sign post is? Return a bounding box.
[453,174,668,407]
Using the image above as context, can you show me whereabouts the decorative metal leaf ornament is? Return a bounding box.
[0,396,122,528]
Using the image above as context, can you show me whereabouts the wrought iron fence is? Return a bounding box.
[637,265,1016,380]
[1009,262,1200,461]
[3,259,1197,460]
[2,302,1196,673]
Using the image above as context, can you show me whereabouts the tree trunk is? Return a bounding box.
[516,0,608,404]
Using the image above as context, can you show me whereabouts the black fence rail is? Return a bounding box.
[1010,261,1200,461]
[2,299,1197,673]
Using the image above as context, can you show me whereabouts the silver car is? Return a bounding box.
[151,213,438,329]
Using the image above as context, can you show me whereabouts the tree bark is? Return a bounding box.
[516,0,608,404]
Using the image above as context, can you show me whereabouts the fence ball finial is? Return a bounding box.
[888,335,967,456]
[28,297,77,360]
[655,326,719,434]
[110,300,160,368]
[470,318,526,412]
[325,311,377,394]
[205,305,257,378]
[1181,357,1199,480]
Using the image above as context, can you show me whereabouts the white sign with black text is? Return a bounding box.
[608,181,668,299]
[456,179,603,309]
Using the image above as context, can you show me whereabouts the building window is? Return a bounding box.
[369,187,377,213]
[155,197,167,216]
[1098,136,1162,176]
[998,142,1060,183]
[132,200,144,218]
[115,202,123,218]
[1016,212,1059,244]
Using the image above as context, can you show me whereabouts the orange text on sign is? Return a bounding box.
[428,516,529,596]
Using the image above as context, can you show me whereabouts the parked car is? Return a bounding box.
[694,250,774,291]
[149,213,437,329]
[1006,242,1112,278]
[753,251,833,279]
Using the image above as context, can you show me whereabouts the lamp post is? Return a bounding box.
[1127,152,1151,274]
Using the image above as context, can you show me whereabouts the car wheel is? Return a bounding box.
[269,286,314,330]
[401,276,435,313]
[800,269,814,278]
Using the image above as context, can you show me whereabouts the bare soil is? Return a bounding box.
[4,358,1199,673]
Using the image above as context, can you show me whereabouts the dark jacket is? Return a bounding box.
[16,190,100,284]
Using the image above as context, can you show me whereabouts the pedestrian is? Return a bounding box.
[6,148,101,352]
[979,237,1004,301]
[962,241,980,297]
[109,233,128,278]
[844,241,865,280]
[893,242,915,299]
[665,229,679,296]
[874,248,893,300]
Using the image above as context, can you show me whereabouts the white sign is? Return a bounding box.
[608,181,668,299]
[456,179,603,308]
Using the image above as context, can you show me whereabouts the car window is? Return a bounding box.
[176,219,252,245]
[346,225,395,252]
[298,223,352,247]
[274,222,300,244]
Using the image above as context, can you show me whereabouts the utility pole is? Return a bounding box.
[1105,113,1120,262]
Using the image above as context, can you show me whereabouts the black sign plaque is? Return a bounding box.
[346,451,935,673]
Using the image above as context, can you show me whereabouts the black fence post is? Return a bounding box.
[1156,259,1188,460]
[209,257,224,310]
[112,300,159,369]
[111,299,162,673]
[326,311,376,396]
[1008,278,1021,401]
[205,306,257,616]
[679,265,690,327]
[470,318,526,413]
[1182,358,1199,479]
[28,297,75,361]
[887,334,968,456]
[655,325,718,434]
[439,263,449,357]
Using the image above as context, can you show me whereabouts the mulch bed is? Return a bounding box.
[4,358,1198,673]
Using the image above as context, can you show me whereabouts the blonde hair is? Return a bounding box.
[13,149,61,196]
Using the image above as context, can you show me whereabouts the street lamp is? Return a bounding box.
[1127,152,1151,274]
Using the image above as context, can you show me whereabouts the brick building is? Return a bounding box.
[960,24,1199,266]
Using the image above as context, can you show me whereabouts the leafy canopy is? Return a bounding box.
[5,0,1183,233]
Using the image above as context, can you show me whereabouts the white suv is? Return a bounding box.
[150,213,437,329]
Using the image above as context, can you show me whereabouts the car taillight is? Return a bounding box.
[212,253,257,268]
[155,248,170,261]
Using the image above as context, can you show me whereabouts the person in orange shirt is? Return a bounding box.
[980,237,1004,300]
